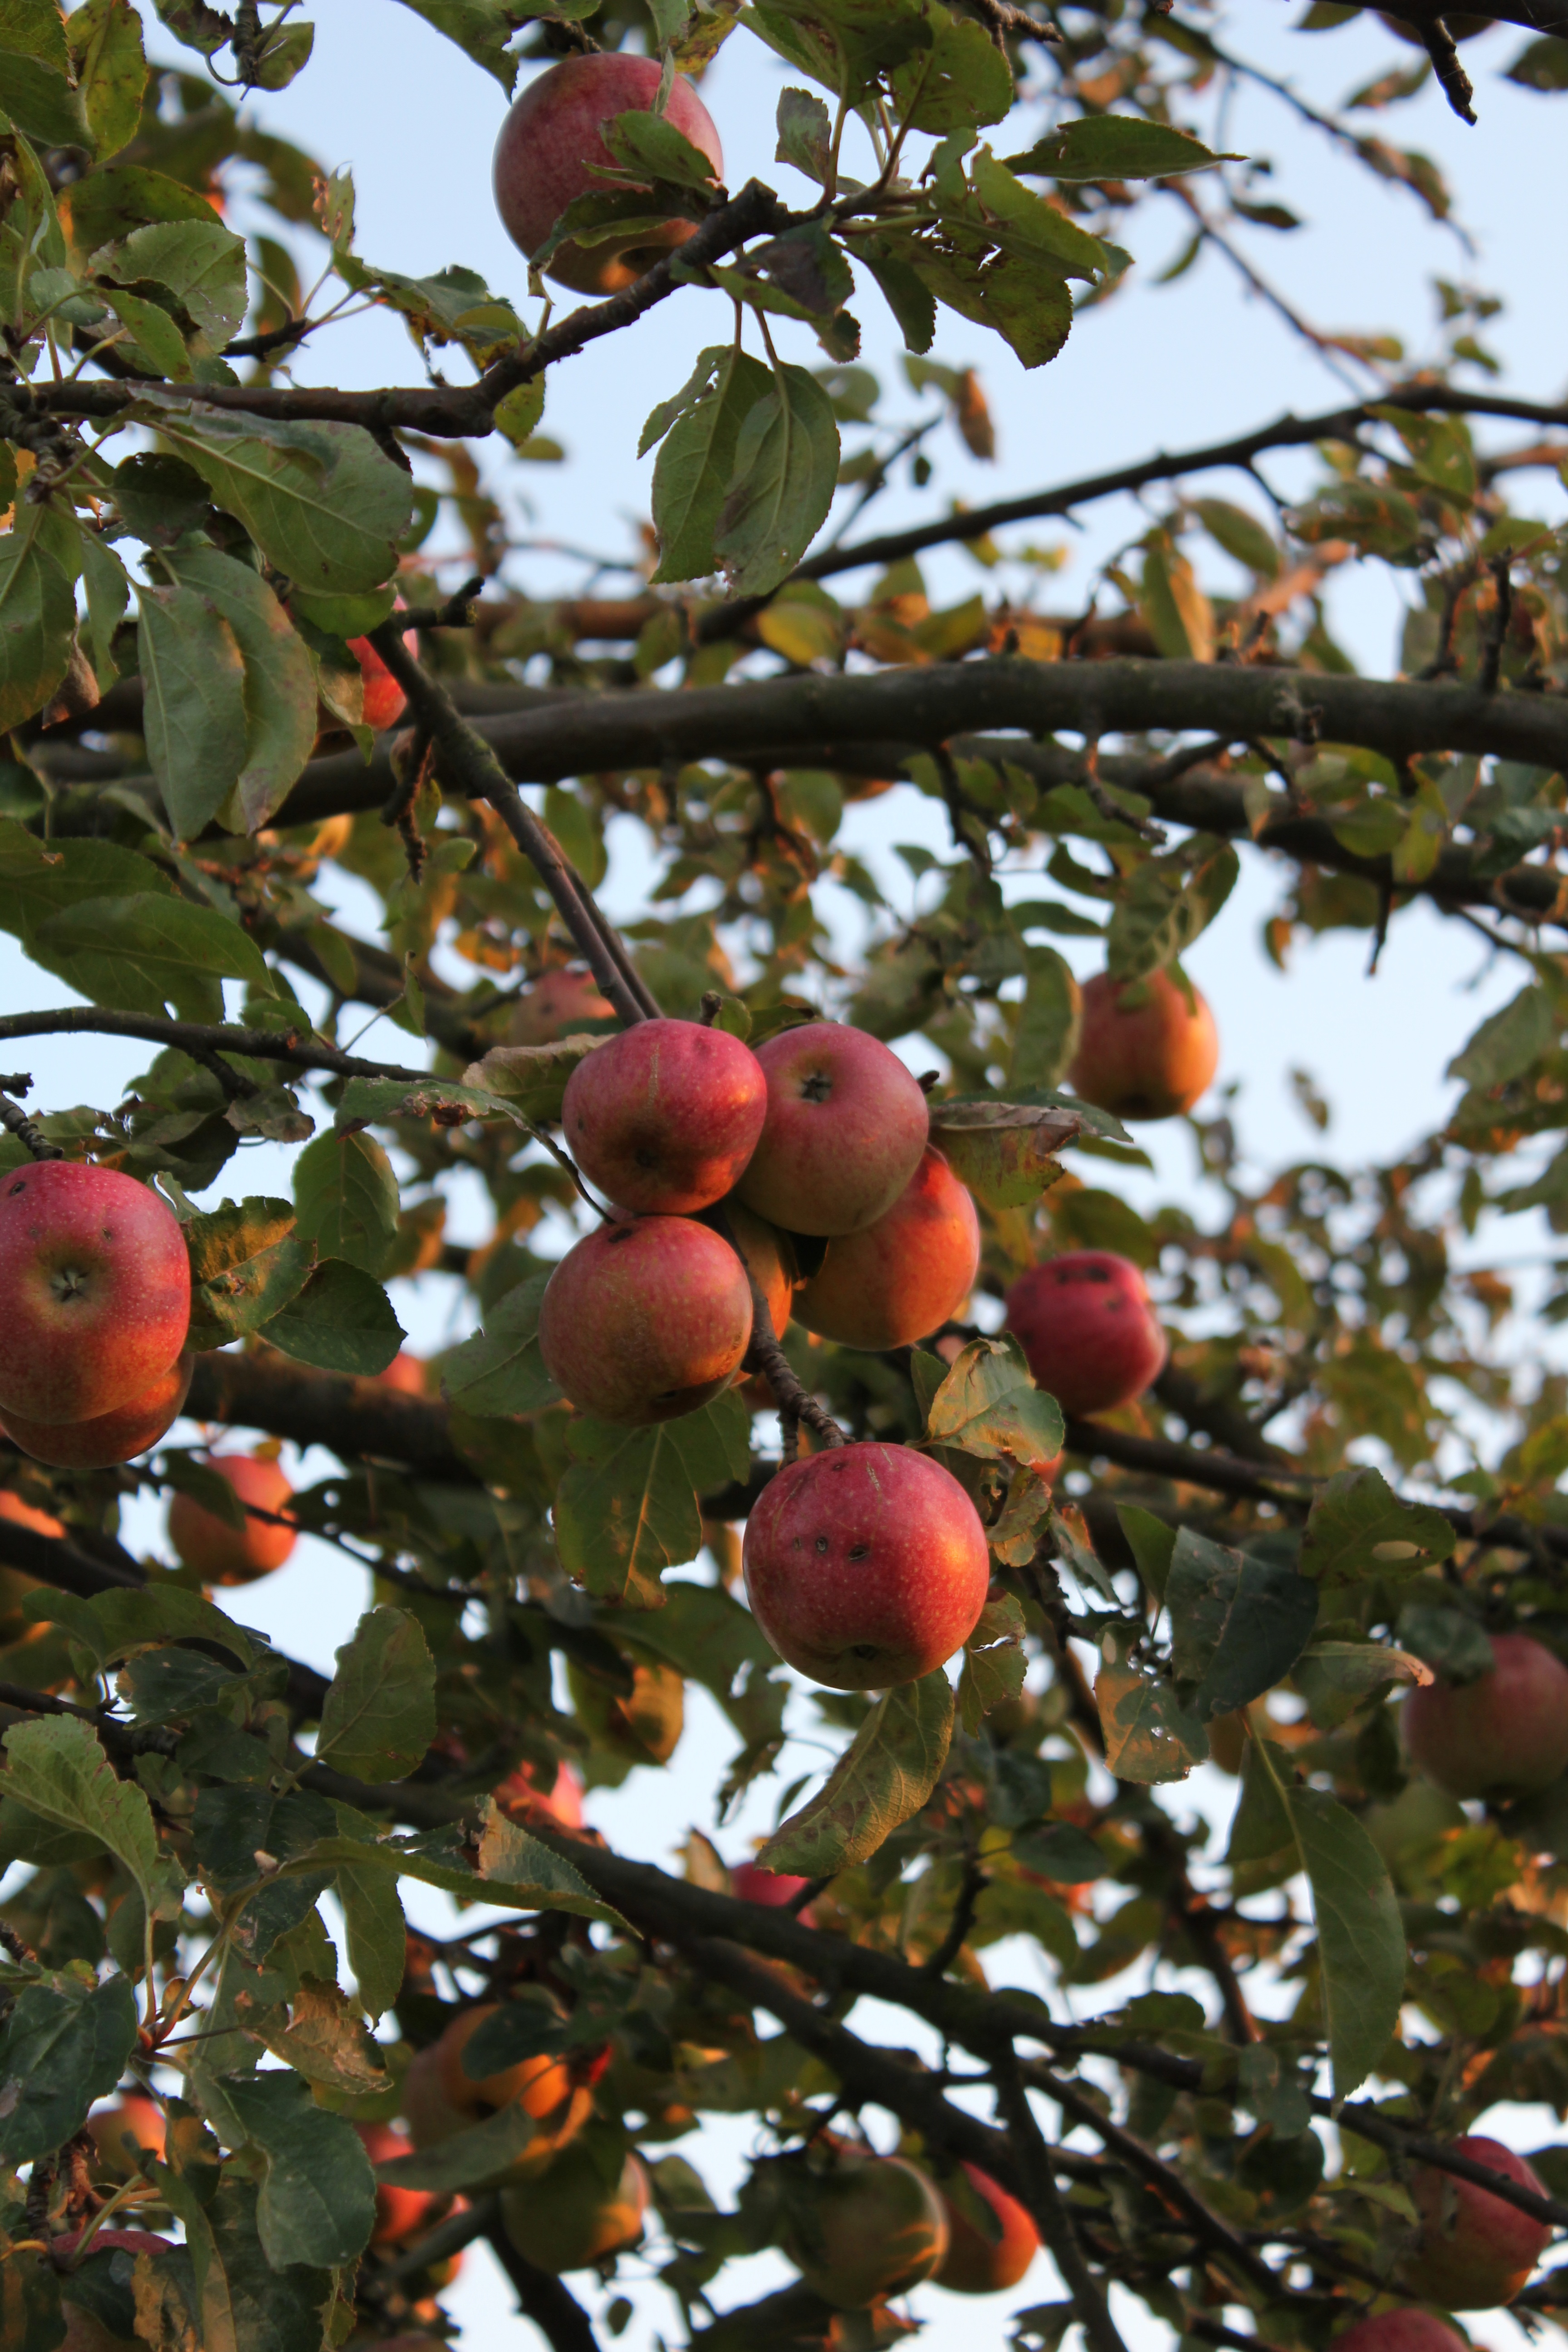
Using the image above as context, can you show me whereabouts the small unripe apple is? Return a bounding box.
[86,2094,167,2179]
[1004,1250,1166,1416]
[731,1861,813,1916]
[499,2142,649,2273]
[167,1453,296,1585]
[567,1656,684,1764]
[347,633,410,731]
[509,968,614,1046]
[1403,1632,1568,1801]
[783,2153,949,2308]
[1406,2135,1550,2308]
[795,1146,978,1350]
[562,1018,767,1216]
[0,1161,190,1424]
[1068,970,1219,1122]
[934,2161,1039,2294]
[377,1351,427,1396]
[0,1350,192,1470]
[538,1214,753,1424]
[736,1023,930,1238]
[358,2119,437,2248]
[1331,2313,1470,2352]
[494,1759,585,1830]
[743,1442,990,1690]
[720,1200,794,1338]
[494,53,724,296]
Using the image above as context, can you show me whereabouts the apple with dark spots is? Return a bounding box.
[538,1213,753,1424]
[562,1017,766,1215]
[737,1022,930,1238]
[1005,1249,1167,1417]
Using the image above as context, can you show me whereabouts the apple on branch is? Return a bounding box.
[1069,969,1219,1122]
[0,1161,190,1426]
[1005,1248,1167,1417]
[794,1144,979,1351]
[561,1016,766,1215]
[168,1453,298,1585]
[538,1212,754,1424]
[737,1022,931,1238]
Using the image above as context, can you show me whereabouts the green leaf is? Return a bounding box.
[1395,1602,1494,1686]
[1225,1731,1293,1865]
[264,1259,404,1376]
[1094,1650,1205,1783]
[760,1668,954,1876]
[1282,1781,1405,2098]
[64,0,146,152]
[217,2071,377,2268]
[554,1414,712,1608]
[456,1039,599,1125]
[1107,841,1240,982]
[1008,946,1082,1093]
[1299,1466,1457,1590]
[35,891,268,1018]
[441,1270,560,1417]
[1166,1528,1319,1720]
[301,1812,617,1927]
[26,1583,255,1670]
[79,529,128,688]
[712,362,840,595]
[184,1196,314,1348]
[249,1978,388,2093]
[0,1975,138,2164]
[1447,983,1553,1089]
[927,1097,1080,1209]
[155,408,413,594]
[1007,118,1226,181]
[888,8,1014,131]
[1,1716,183,1919]
[293,1129,400,1278]
[166,2176,335,2352]
[1294,1639,1431,1730]
[1193,497,1280,580]
[161,546,317,831]
[603,105,720,189]
[370,2099,542,2192]
[0,824,175,1008]
[134,574,250,839]
[93,216,246,347]
[388,0,584,91]
[650,346,772,583]
[926,1333,1065,1473]
[1117,1504,1176,1603]
[859,240,937,352]
[607,1574,784,1747]
[0,2230,63,2351]
[958,1594,1027,1732]
[1012,1821,1110,1884]
[331,1803,408,2021]
[0,0,89,146]
[776,84,832,182]
[316,1607,436,1784]
[0,523,76,730]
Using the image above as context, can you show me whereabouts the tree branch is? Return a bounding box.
[485,2223,603,2352]
[993,2053,1130,2352]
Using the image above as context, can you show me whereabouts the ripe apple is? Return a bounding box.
[1403,1632,1568,1801]
[509,967,614,1046]
[743,1442,990,1690]
[167,1453,297,1585]
[795,1145,979,1350]
[404,2009,593,2184]
[1331,2314,1470,2352]
[86,2094,167,2179]
[358,2120,437,2248]
[567,1655,684,1764]
[378,1351,427,1396]
[1004,1250,1166,1417]
[494,1759,585,1831]
[736,1023,930,1238]
[720,1199,794,1338]
[562,1018,767,1215]
[731,1861,813,1916]
[0,1350,192,1470]
[934,2161,1039,2294]
[783,2153,950,2308]
[1406,2135,1550,2307]
[0,1161,190,1424]
[538,1214,753,1424]
[499,2142,649,2273]
[1068,969,1219,1122]
[347,632,411,731]
[493,53,724,296]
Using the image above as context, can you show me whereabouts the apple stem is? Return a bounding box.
[0,1087,63,1161]
[705,1203,848,1460]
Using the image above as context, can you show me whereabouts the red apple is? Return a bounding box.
[493,53,724,296]
[1403,1632,1568,1801]
[347,632,411,731]
[562,1018,767,1215]
[499,2143,648,2274]
[934,2161,1039,2294]
[358,2120,437,2248]
[0,1161,190,1423]
[783,2153,949,2308]
[86,2095,167,2180]
[795,1145,978,1350]
[509,967,613,1045]
[731,1861,814,1921]
[1331,2316,1470,2352]
[1068,970,1219,1122]
[1,1350,192,1470]
[167,1453,296,1585]
[743,1442,990,1690]
[494,1759,585,1831]
[1004,1250,1166,1417]
[1407,2136,1550,2308]
[722,1200,794,1339]
[538,1214,753,1424]
[736,1023,930,1238]
[378,1351,427,1397]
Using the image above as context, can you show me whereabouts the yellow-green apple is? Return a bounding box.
[1005,1250,1166,1416]
[538,1214,752,1423]
[167,1453,297,1584]
[567,1655,684,1764]
[509,967,613,1046]
[783,2153,949,2308]
[933,2161,1039,2294]
[743,1442,990,1690]
[1068,970,1219,1122]
[795,1146,978,1349]
[1403,1632,1568,1800]
[358,2119,438,2248]
[499,2141,649,2273]
[0,1161,190,1423]
[493,53,723,296]
[736,1023,929,1237]
[1331,2316,1470,2352]
[1406,2136,1550,2307]
[562,1017,766,1215]
[1,1350,192,1470]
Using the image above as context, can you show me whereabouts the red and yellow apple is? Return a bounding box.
[737,1023,929,1238]
[933,2161,1039,2294]
[378,1351,427,1397]
[1403,1632,1568,1801]
[86,2095,167,2180]
[795,1145,978,1350]
[731,1861,813,1915]
[1005,1250,1166,1417]
[1,1350,192,1470]
[509,967,613,1045]
[0,1161,190,1423]
[1068,970,1219,1122]
[562,1017,767,1216]
[1406,2135,1550,2308]
[348,632,410,731]
[499,2142,649,2274]
[403,2005,590,2180]
[358,2120,439,2249]
[538,1214,753,1424]
[494,1759,585,1831]
[167,1453,297,1585]
[783,2153,950,2308]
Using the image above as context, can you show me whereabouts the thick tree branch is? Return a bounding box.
[0,1007,433,1084]
[993,2055,1131,2352]
[184,1351,477,1484]
[485,2224,602,2352]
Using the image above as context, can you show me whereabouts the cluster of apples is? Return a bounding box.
[0,1163,193,1471]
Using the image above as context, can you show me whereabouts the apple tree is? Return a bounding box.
[0,1,1566,2348]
